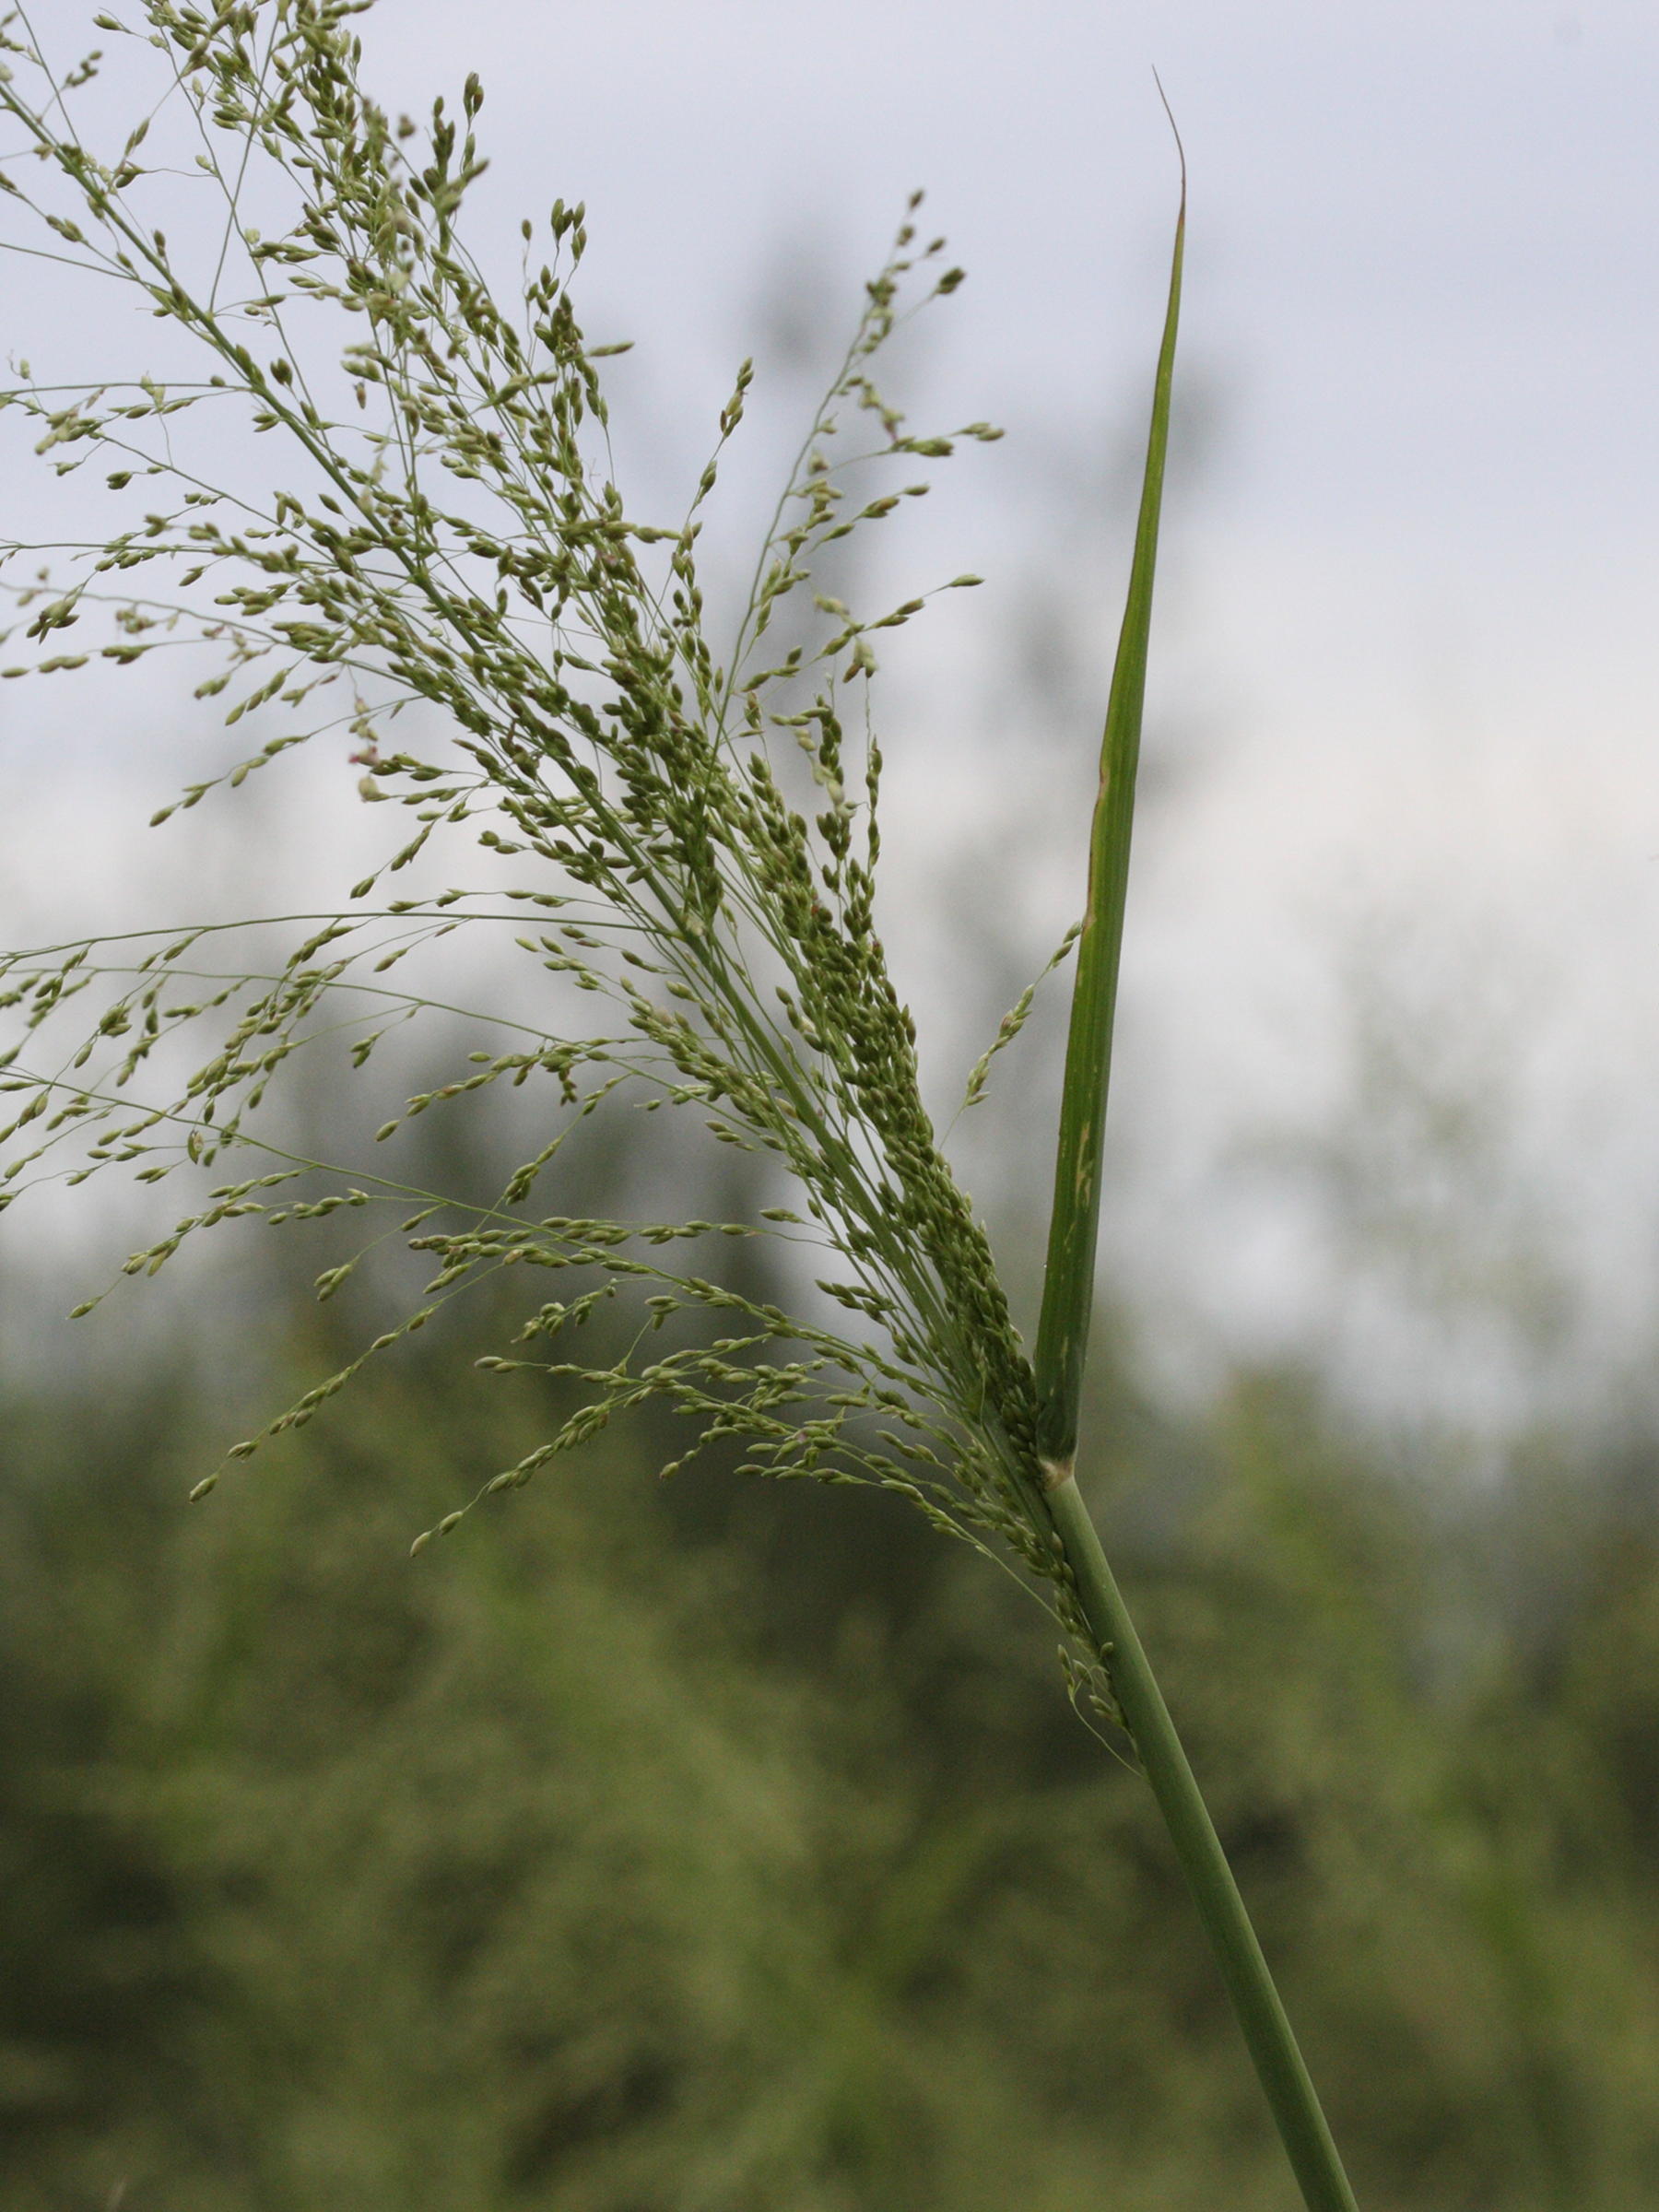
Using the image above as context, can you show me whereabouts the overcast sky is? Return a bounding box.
[6,0,1659,1432]
[353,0,1659,1427]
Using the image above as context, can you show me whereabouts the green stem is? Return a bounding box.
[1044,1467,1360,2212]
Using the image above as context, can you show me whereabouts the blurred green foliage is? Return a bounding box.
[6,1297,1659,2212]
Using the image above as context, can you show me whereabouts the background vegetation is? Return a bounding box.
[6,1096,1659,2212]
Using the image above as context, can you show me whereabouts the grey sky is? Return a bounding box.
[342,0,1659,1420]
[6,0,1659,1428]
[355,1,1659,540]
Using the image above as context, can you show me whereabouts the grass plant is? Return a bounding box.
[0,5,1359,2202]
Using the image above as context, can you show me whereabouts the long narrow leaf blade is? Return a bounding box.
[1033,163,1184,1477]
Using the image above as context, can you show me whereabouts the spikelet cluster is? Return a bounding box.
[0,1,1107,1700]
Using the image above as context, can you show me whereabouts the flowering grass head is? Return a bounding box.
[0,0,1106,1692]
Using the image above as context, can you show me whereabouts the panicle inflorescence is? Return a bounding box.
[0,0,1110,1700]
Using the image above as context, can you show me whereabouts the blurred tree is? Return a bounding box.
[7,1281,1659,2210]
